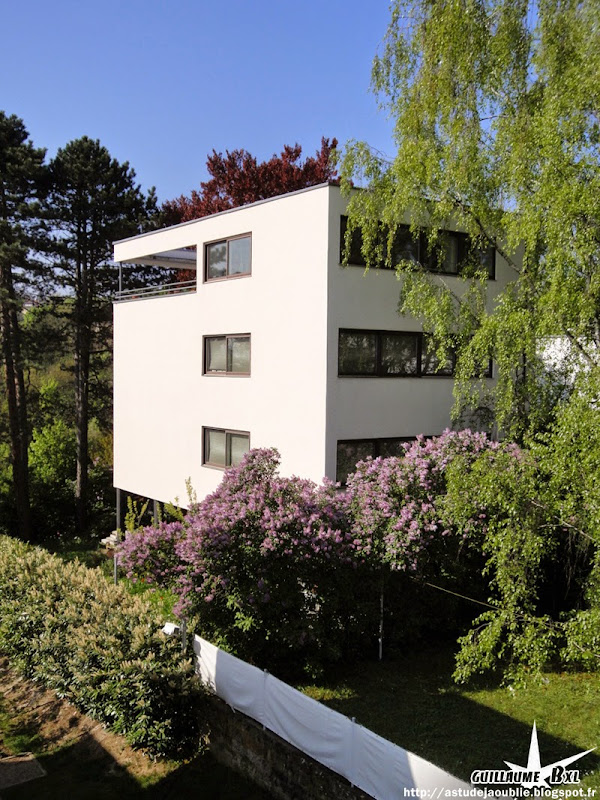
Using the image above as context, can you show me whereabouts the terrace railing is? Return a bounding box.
[114,279,196,303]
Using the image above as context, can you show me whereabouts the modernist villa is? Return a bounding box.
[113,183,510,508]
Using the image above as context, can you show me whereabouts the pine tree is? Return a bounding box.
[47,137,156,532]
[0,112,47,541]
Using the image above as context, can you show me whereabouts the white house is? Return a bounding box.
[113,183,511,508]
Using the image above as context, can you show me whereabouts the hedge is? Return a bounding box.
[0,535,206,759]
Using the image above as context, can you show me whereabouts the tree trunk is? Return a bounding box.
[0,263,32,541]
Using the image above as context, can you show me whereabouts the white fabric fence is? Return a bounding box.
[194,635,470,800]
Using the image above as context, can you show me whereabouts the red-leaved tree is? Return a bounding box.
[163,137,338,225]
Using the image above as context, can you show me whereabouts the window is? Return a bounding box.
[203,427,250,468]
[336,437,414,483]
[205,234,251,281]
[338,329,456,377]
[423,231,495,278]
[204,334,250,375]
[340,216,418,270]
[421,336,455,376]
[340,216,495,278]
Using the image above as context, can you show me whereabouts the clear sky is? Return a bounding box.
[1,0,396,204]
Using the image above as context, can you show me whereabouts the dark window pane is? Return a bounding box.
[391,226,420,265]
[421,337,454,376]
[378,438,410,458]
[206,337,226,372]
[205,429,226,466]
[229,236,251,275]
[228,433,249,466]
[228,336,250,373]
[206,242,227,279]
[439,234,460,274]
[422,232,462,274]
[336,441,377,483]
[481,359,493,378]
[340,216,365,265]
[339,331,378,375]
[380,333,418,375]
[479,245,495,278]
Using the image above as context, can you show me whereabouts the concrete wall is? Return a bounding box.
[205,695,372,800]
[114,186,330,505]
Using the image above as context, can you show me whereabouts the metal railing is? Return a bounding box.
[114,279,197,302]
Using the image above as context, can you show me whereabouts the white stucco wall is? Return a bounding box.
[114,183,518,503]
[324,186,515,478]
[114,186,330,505]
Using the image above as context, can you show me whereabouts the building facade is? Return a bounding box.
[113,183,511,506]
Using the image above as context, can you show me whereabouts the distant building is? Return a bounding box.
[113,183,510,507]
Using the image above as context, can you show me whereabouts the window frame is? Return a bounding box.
[203,333,251,376]
[204,233,252,283]
[202,426,251,470]
[336,436,416,484]
[339,216,496,279]
[338,329,459,378]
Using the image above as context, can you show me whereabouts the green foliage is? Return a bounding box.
[443,382,600,682]
[29,418,76,486]
[125,495,151,533]
[27,418,77,538]
[0,535,206,758]
[337,0,600,681]
[340,0,600,440]
[0,111,49,542]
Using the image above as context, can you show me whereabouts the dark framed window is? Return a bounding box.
[203,427,250,469]
[204,334,250,375]
[421,336,455,376]
[340,215,367,266]
[340,216,419,270]
[340,216,495,278]
[205,234,251,281]
[338,329,456,378]
[423,231,495,278]
[336,437,415,483]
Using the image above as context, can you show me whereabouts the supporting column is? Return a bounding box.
[153,499,159,525]
[114,487,122,586]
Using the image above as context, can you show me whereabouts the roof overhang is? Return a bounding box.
[119,248,197,270]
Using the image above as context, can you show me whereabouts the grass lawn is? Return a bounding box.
[299,643,600,791]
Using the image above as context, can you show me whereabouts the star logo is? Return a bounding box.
[504,722,595,788]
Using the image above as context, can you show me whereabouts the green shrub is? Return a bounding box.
[0,535,206,759]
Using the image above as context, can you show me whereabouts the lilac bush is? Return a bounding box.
[117,433,517,670]
[171,449,362,668]
[118,520,185,586]
[347,430,500,574]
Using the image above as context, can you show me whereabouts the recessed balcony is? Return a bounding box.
[114,247,197,303]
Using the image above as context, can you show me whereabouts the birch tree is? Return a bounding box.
[341,0,600,439]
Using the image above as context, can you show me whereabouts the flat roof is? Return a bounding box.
[114,181,335,247]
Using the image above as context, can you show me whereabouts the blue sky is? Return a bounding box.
[2,0,396,203]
